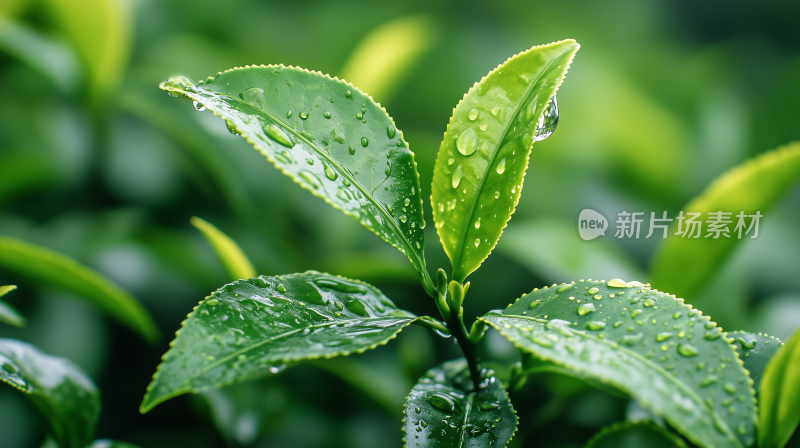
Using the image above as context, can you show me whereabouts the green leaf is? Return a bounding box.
[729,331,783,392]
[431,39,580,282]
[0,339,100,448]
[160,66,432,292]
[759,327,800,448]
[190,216,256,281]
[0,236,159,342]
[141,271,417,413]
[0,284,25,327]
[651,142,800,299]
[585,421,687,448]
[403,359,517,448]
[339,15,436,104]
[479,279,756,448]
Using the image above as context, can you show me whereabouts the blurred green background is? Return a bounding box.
[1,0,799,447]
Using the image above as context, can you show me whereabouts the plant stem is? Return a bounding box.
[446,309,482,391]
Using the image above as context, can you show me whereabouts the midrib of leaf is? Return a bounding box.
[450,55,563,275]
[194,316,408,378]
[458,393,475,448]
[207,89,429,282]
[487,314,739,444]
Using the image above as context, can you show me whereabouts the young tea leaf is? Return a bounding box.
[431,39,579,282]
[160,66,433,292]
[651,142,800,298]
[0,236,159,342]
[479,279,756,448]
[729,331,783,392]
[190,216,256,281]
[0,339,100,448]
[403,359,517,448]
[759,327,800,448]
[585,421,687,448]
[141,271,417,413]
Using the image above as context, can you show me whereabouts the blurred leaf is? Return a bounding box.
[431,39,579,283]
[0,284,25,327]
[160,67,433,293]
[0,0,31,17]
[585,421,686,448]
[86,441,142,448]
[402,358,517,448]
[0,16,81,93]
[651,142,800,299]
[0,338,100,448]
[479,279,756,448]
[191,216,256,281]
[759,327,800,448]
[729,331,783,392]
[310,357,409,413]
[43,0,131,103]
[498,218,644,284]
[141,272,417,413]
[339,15,436,104]
[0,150,60,203]
[0,235,159,342]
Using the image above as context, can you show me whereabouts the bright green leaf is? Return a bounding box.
[160,66,433,293]
[651,142,800,299]
[0,339,100,448]
[729,331,783,392]
[759,327,800,448]
[141,271,417,413]
[339,15,436,104]
[0,284,24,327]
[585,421,687,448]
[190,216,256,281]
[479,279,756,448]
[42,0,131,103]
[0,236,159,342]
[403,359,517,448]
[431,39,580,282]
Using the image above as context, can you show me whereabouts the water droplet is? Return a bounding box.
[468,109,479,121]
[528,299,542,308]
[299,171,320,189]
[264,124,293,147]
[700,375,719,387]
[356,113,363,119]
[578,303,596,315]
[269,363,287,374]
[323,111,331,119]
[557,284,573,293]
[585,321,606,331]
[428,393,456,412]
[415,406,421,414]
[345,298,370,316]
[474,218,481,229]
[704,330,722,340]
[622,333,644,346]
[345,90,353,99]
[724,383,737,395]
[643,298,656,307]
[496,158,506,174]
[656,332,673,342]
[452,165,464,189]
[678,344,699,357]
[456,127,478,156]
[286,110,293,118]
[206,298,220,306]
[399,215,408,223]
[300,112,309,120]
[534,96,559,141]
[607,279,628,288]
[240,87,264,107]
[361,137,369,147]
[387,126,396,138]
[474,238,480,247]
[494,191,500,199]
[587,287,599,294]
[404,198,411,207]
[226,120,240,135]
[306,158,315,165]
[192,100,206,111]
[479,402,500,411]
[322,161,338,180]
[349,145,356,155]
[490,107,500,116]
[673,312,682,319]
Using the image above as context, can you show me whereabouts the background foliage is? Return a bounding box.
[0,0,798,447]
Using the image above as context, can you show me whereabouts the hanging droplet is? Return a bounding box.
[456,127,478,156]
[452,165,464,189]
[496,158,506,174]
[361,137,369,147]
[264,124,293,147]
[192,100,206,111]
[322,161,338,180]
[226,120,240,135]
[387,126,396,138]
[240,87,265,108]
[468,109,479,120]
[534,95,559,142]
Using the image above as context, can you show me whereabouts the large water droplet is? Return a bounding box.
[299,112,309,120]
[321,161,338,181]
[323,111,331,119]
[468,109,479,121]
[226,121,240,135]
[345,298,370,316]
[578,303,596,315]
[349,145,356,155]
[387,126,396,138]
[192,100,206,111]
[345,90,353,99]
[474,238,480,247]
[496,158,506,174]
[361,137,369,147]
[428,393,456,412]
[264,124,293,147]
[534,96,559,141]
[678,343,699,357]
[240,87,264,108]
[452,165,464,189]
[456,127,478,156]
[474,218,481,229]
[607,279,628,288]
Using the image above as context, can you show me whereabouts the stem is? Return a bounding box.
[447,310,482,391]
